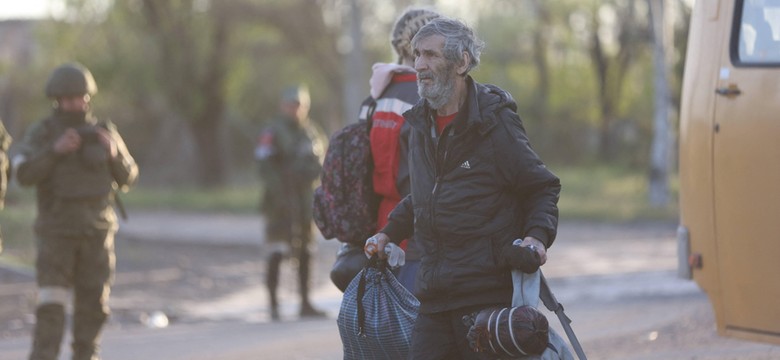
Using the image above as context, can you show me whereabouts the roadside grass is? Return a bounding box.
[120,186,261,214]
[0,165,677,265]
[120,165,679,223]
[553,165,679,223]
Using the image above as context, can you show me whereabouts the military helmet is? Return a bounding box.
[281,85,310,106]
[44,62,98,98]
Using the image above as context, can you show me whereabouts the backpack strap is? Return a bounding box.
[360,79,392,131]
[539,272,588,360]
[360,95,378,132]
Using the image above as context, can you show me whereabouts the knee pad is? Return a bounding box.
[37,286,70,307]
[268,242,291,256]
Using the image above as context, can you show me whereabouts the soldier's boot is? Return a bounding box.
[266,251,283,321]
[71,287,108,360]
[298,248,326,318]
[29,303,66,360]
[71,314,106,360]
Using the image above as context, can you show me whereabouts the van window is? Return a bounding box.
[736,0,780,64]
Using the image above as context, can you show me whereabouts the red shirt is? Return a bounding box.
[435,112,457,135]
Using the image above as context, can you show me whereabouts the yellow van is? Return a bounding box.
[679,0,780,345]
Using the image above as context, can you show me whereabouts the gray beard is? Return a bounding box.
[418,70,456,110]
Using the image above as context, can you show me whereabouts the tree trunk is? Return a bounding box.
[587,0,644,161]
[342,0,366,129]
[589,24,616,160]
[531,0,551,125]
[141,0,232,187]
[191,7,230,187]
[190,119,224,187]
[648,0,671,207]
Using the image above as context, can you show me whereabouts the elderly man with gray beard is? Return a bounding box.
[364,17,561,359]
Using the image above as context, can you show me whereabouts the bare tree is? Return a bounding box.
[587,0,648,160]
[233,1,346,127]
[140,0,231,187]
[138,0,346,186]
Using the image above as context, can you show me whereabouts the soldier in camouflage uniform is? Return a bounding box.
[0,119,11,253]
[255,86,326,320]
[14,63,138,360]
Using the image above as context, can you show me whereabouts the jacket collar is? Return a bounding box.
[404,76,517,137]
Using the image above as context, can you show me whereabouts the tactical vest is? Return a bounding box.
[44,116,114,199]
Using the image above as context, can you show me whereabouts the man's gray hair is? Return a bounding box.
[412,17,485,74]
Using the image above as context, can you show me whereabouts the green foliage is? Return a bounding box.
[0,0,692,188]
[0,0,691,269]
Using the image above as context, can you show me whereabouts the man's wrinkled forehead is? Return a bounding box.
[413,34,445,54]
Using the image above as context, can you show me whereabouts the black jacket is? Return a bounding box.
[381,77,561,314]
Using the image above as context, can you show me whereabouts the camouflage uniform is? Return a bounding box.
[0,120,11,252]
[255,106,326,319]
[16,63,138,360]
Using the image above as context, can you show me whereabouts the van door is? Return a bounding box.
[712,0,780,339]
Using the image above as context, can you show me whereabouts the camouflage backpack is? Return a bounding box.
[313,97,380,246]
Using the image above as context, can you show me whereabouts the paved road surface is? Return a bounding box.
[1,212,779,359]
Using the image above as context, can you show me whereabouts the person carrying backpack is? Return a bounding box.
[313,8,442,293]
[361,7,442,292]
[364,17,561,360]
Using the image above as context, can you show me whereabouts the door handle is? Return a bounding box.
[715,85,742,97]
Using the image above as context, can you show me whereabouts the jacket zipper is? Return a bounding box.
[430,119,452,294]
